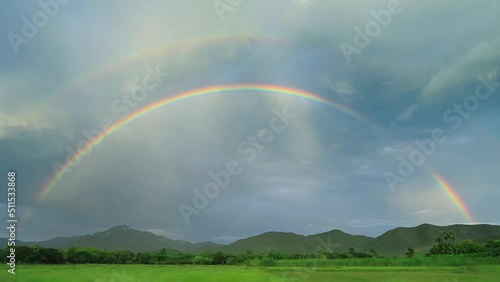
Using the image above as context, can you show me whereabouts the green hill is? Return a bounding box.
[199,229,375,255]
[220,231,317,255]
[9,223,500,256]
[307,229,374,253]
[58,225,203,253]
[367,224,500,255]
[12,226,222,253]
[23,236,83,248]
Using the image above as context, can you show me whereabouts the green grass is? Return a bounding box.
[2,264,500,282]
[267,265,500,282]
[276,255,500,267]
[2,265,273,282]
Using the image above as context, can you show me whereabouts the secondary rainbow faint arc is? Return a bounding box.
[432,173,475,223]
[34,34,291,109]
[36,84,369,201]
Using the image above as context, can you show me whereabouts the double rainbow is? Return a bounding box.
[35,84,477,225]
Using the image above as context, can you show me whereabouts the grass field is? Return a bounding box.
[2,264,500,282]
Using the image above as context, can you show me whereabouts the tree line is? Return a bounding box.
[0,245,382,265]
[426,232,500,256]
[2,234,499,265]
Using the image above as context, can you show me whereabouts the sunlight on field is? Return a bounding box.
[2,265,500,282]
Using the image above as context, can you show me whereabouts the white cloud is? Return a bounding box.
[412,209,431,215]
[211,235,243,244]
[420,41,500,102]
[396,103,418,121]
[398,41,500,120]
[147,229,185,240]
[0,111,55,139]
[3,0,500,242]
[322,74,357,102]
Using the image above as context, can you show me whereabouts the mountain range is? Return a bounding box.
[6,224,500,256]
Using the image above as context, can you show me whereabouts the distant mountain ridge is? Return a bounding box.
[15,225,222,253]
[366,223,500,255]
[9,223,500,256]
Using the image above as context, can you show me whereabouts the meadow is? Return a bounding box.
[2,263,500,282]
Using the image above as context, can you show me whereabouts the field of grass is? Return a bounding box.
[276,255,500,267]
[2,264,500,282]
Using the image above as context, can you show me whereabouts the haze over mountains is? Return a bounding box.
[6,224,500,256]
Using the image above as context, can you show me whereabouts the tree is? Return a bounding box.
[213,251,227,265]
[446,231,456,242]
[28,245,43,263]
[65,247,77,263]
[265,248,284,260]
[135,252,153,264]
[192,254,213,265]
[89,249,107,263]
[104,253,117,264]
[328,250,341,259]
[39,248,64,264]
[437,231,457,243]
[429,231,461,255]
[485,240,500,257]
[369,249,378,258]
[0,248,5,263]
[113,250,134,264]
[15,246,34,263]
[405,247,415,258]
[75,249,92,263]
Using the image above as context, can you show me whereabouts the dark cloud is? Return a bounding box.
[1,0,499,242]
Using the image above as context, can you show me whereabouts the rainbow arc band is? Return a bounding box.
[34,85,476,224]
[432,173,475,223]
[31,35,292,115]
[36,84,369,202]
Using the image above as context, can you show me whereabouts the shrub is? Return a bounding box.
[192,254,213,265]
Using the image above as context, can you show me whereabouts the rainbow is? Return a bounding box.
[432,173,475,223]
[32,34,292,114]
[36,84,368,201]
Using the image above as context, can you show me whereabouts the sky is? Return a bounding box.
[0,0,499,244]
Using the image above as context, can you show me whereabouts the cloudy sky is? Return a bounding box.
[1,0,499,244]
